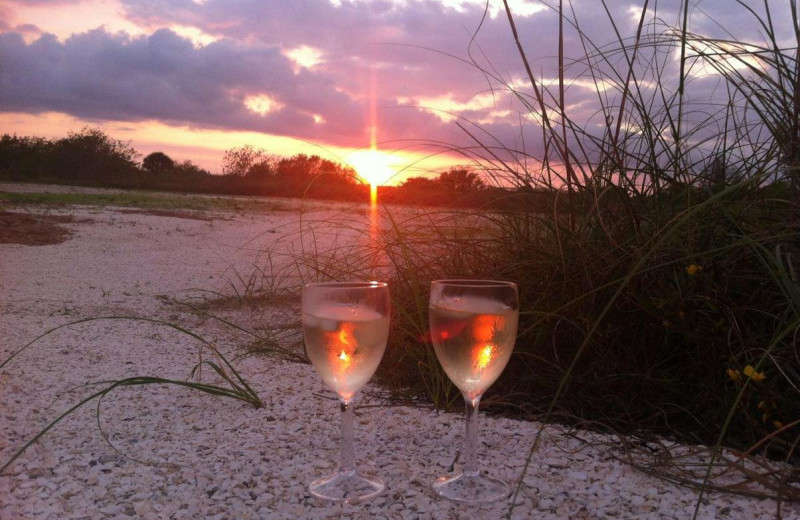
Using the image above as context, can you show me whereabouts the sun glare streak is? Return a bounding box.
[348,64,397,187]
[361,61,385,274]
[370,63,378,150]
[369,183,380,271]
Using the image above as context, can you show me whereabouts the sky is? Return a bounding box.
[0,0,797,184]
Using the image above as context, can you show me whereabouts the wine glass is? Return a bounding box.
[302,281,390,503]
[429,279,519,503]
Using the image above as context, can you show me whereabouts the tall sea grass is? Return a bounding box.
[269,0,800,509]
[483,0,799,441]
[476,0,799,509]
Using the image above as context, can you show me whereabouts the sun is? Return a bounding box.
[347,149,398,186]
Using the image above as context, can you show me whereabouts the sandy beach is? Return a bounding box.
[0,183,795,519]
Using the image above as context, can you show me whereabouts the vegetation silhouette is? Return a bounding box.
[1,128,532,208]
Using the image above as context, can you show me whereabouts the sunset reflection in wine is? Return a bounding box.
[302,281,390,503]
[429,280,519,503]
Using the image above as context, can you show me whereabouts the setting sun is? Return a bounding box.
[347,149,399,186]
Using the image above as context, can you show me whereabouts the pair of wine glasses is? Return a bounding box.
[302,279,519,505]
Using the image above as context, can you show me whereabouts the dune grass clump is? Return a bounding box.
[262,0,799,458]
[365,0,799,446]
[277,0,800,505]
[177,0,799,505]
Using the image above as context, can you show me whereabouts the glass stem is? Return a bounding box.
[339,399,355,475]
[463,394,481,477]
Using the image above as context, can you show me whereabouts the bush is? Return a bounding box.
[48,127,139,183]
[142,152,175,173]
[222,145,274,178]
[0,134,51,180]
[0,128,141,185]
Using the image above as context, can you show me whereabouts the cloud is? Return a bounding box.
[108,0,566,149]
[1,0,795,167]
[1,0,550,152]
[5,0,86,5]
[0,27,455,148]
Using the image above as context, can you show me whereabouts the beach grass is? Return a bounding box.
[248,0,799,510]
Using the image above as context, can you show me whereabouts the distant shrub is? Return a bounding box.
[0,134,51,180]
[0,128,139,184]
[171,160,210,177]
[222,145,274,177]
[48,127,139,183]
[142,151,176,173]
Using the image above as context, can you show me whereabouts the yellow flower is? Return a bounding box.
[686,264,703,276]
[743,365,766,381]
[726,368,742,383]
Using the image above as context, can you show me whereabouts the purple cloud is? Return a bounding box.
[1,0,796,167]
[5,0,85,5]
[0,26,455,148]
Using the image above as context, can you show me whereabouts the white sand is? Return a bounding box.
[0,183,795,519]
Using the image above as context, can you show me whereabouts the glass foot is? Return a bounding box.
[309,470,385,504]
[433,472,510,504]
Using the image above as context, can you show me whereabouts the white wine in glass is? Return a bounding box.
[429,280,519,503]
[302,281,390,503]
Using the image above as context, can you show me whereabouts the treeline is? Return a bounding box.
[0,128,555,210]
[0,129,364,201]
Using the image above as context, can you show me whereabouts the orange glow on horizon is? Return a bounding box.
[0,111,465,184]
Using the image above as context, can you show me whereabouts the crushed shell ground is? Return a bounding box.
[1,183,796,519]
